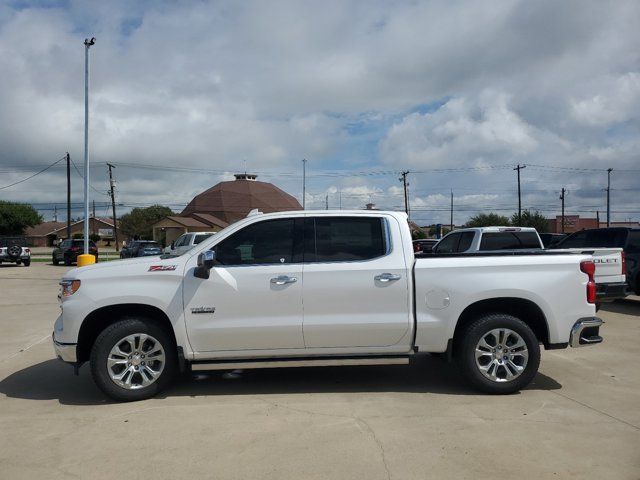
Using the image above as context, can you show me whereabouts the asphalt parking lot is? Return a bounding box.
[0,263,638,479]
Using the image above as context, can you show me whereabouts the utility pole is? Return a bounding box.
[514,164,526,226]
[66,152,71,240]
[450,190,454,232]
[399,171,409,217]
[606,168,613,227]
[107,163,119,251]
[325,194,328,210]
[83,37,96,255]
[596,210,600,227]
[302,159,307,210]
[560,188,566,234]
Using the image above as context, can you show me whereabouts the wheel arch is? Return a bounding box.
[77,304,177,364]
[453,297,550,348]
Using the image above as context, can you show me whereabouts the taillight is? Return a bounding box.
[580,260,596,304]
[621,251,627,276]
[25,248,30,253]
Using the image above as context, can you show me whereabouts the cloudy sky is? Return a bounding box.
[0,0,639,225]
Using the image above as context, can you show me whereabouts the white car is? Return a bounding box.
[164,232,215,255]
[432,226,627,302]
[0,241,31,266]
[53,210,604,401]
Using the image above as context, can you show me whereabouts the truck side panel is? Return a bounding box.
[413,254,595,352]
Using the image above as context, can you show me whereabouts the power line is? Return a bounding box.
[69,155,109,196]
[0,156,66,190]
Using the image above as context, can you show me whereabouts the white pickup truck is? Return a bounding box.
[433,226,628,302]
[53,210,604,401]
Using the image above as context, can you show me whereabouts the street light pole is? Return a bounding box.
[606,168,613,227]
[83,37,95,255]
[302,159,307,210]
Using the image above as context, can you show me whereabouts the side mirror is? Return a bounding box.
[194,250,216,279]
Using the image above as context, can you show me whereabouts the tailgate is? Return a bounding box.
[554,248,624,284]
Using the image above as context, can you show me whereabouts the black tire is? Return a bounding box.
[64,255,72,266]
[90,318,177,401]
[52,254,59,266]
[23,259,30,267]
[7,244,21,260]
[456,313,540,394]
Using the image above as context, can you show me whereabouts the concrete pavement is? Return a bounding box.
[1,263,638,479]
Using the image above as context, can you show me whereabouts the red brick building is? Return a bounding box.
[547,215,640,233]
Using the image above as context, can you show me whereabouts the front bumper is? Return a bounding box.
[52,333,77,363]
[596,282,629,302]
[570,317,604,348]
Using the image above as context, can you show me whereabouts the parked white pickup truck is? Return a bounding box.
[53,211,604,401]
[433,226,627,302]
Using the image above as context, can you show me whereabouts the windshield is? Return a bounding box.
[194,233,213,244]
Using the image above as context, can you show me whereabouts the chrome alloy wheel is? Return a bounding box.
[474,328,529,383]
[107,334,166,390]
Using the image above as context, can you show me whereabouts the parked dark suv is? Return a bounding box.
[553,227,640,295]
[120,240,163,259]
[53,239,99,266]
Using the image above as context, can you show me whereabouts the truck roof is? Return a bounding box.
[453,226,539,233]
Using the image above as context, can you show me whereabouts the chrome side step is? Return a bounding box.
[190,356,409,372]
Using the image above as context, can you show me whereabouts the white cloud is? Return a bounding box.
[379,92,538,169]
[571,72,640,126]
[0,0,638,223]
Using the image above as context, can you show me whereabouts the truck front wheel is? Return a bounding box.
[90,318,177,401]
[457,313,540,394]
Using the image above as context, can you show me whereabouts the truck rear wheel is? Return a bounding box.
[457,313,540,394]
[90,318,177,401]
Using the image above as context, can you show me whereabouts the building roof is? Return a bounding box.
[165,216,210,228]
[190,213,229,228]
[181,174,302,223]
[24,217,117,237]
[24,221,66,237]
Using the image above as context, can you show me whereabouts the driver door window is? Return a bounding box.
[215,219,296,265]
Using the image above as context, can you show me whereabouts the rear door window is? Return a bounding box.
[304,217,385,262]
[479,232,540,250]
[585,229,627,248]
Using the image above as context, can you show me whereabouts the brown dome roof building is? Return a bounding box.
[152,173,302,246]
[181,173,302,224]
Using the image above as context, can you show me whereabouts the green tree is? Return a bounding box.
[465,213,511,228]
[0,201,43,235]
[119,205,174,240]
[511,209,549,232]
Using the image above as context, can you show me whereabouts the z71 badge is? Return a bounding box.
[148,265,177,272]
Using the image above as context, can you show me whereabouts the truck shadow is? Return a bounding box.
[599,298,640,316]
[0,354,562,406]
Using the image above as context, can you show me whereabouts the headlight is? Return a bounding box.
[59,279,81,298]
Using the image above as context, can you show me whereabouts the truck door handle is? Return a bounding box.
[375,273,401,282]
[270,275,297,285]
